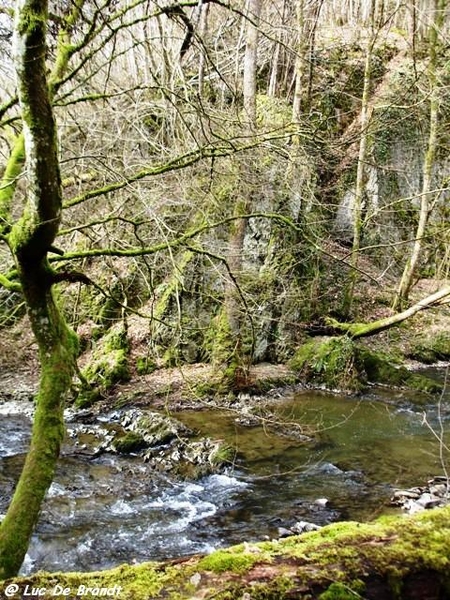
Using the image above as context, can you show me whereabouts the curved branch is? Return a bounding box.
[62,130,296,209]
[325,285,450,339]
[0,273,22,293]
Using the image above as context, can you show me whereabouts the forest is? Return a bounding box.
[0,0,450,597]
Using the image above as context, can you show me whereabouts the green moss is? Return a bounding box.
[256,94,291,128]
[197,548,261,574]
[4,507,450,596]
[207,309,236,367]
[74,387,103,409]
[162,346,181,367]
[4,561,180,598]
[202,308,248,393]
[208,442,235,466]
[289,337,364,393]
[289,337,442,394]
[359,347,442,394]
[0,134,25,230]
[408,332,450,364]
[136,356,157,375]
[113,432,147,454]
[319,582,364,599]
[81,324,130,395]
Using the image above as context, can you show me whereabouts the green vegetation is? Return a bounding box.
[289,336,363,392]
[290,337,442,393]
[408,331,450,364]
[77,324,130,406]
[3,506,450,598]
[113,431,147,454]
[197,547,262,574]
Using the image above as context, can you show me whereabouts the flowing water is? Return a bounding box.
[0,371,449,575]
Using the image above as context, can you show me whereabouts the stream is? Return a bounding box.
[1,369,449,575]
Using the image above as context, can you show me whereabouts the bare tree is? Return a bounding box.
[393,0,447,309]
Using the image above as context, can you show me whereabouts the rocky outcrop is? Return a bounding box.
[68,407,232,480]
[391,476,450,514]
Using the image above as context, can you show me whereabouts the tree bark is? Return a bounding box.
[343,0,376,315]
[242,0,261,125]
[393,0,446,309]
[0,0,78,579]
[217,0,262,380]
[292,0,306,122]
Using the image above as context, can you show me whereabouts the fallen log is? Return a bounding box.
[2,506,450,599]
[325,285,450,339]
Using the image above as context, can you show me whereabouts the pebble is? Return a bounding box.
[391,477,449,514]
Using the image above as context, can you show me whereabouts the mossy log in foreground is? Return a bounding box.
[2,506,450,599]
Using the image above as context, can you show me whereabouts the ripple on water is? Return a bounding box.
[0,414,31,457]
[20,472,249,574]
[5,377,449,576]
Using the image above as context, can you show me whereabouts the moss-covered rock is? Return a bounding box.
[359,347,442,394]
[112,431,147,454]
[76,323,130,407]
[290,337,442,394]
[289,337,365,393]
[408,331,450,364]
[144,437,234,479]
[120,409,192,447]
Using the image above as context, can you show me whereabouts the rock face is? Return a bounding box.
[391,476,450,514]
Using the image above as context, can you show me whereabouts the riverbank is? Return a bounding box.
[1,277,449,415]
[1,369,449,576]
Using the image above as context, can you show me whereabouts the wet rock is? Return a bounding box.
[143,437,231,479]
[119,409,193,447]
[314,498,329,507]
[63,407,231,479]
[278,520,322,537]
[391,477,449,513]
[277,527,293,538]
[113,432,147,454]
[291,520,322,534]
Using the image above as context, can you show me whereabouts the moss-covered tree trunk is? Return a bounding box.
[215,0,262,386]
[0,0,78,579]
[393,0,445,310]
[326,284,450,339]
[4,506,450,599]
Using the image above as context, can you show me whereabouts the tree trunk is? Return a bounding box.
[242,0,261,125]
[197,1,210,99]
[343,0,375,315]
[0,0,78,579]
[217,0,262,382]
[6,506,450,599]
[292,0,306,122]
[393,0,445,310]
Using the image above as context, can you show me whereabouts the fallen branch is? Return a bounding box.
[325,285,450,339]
